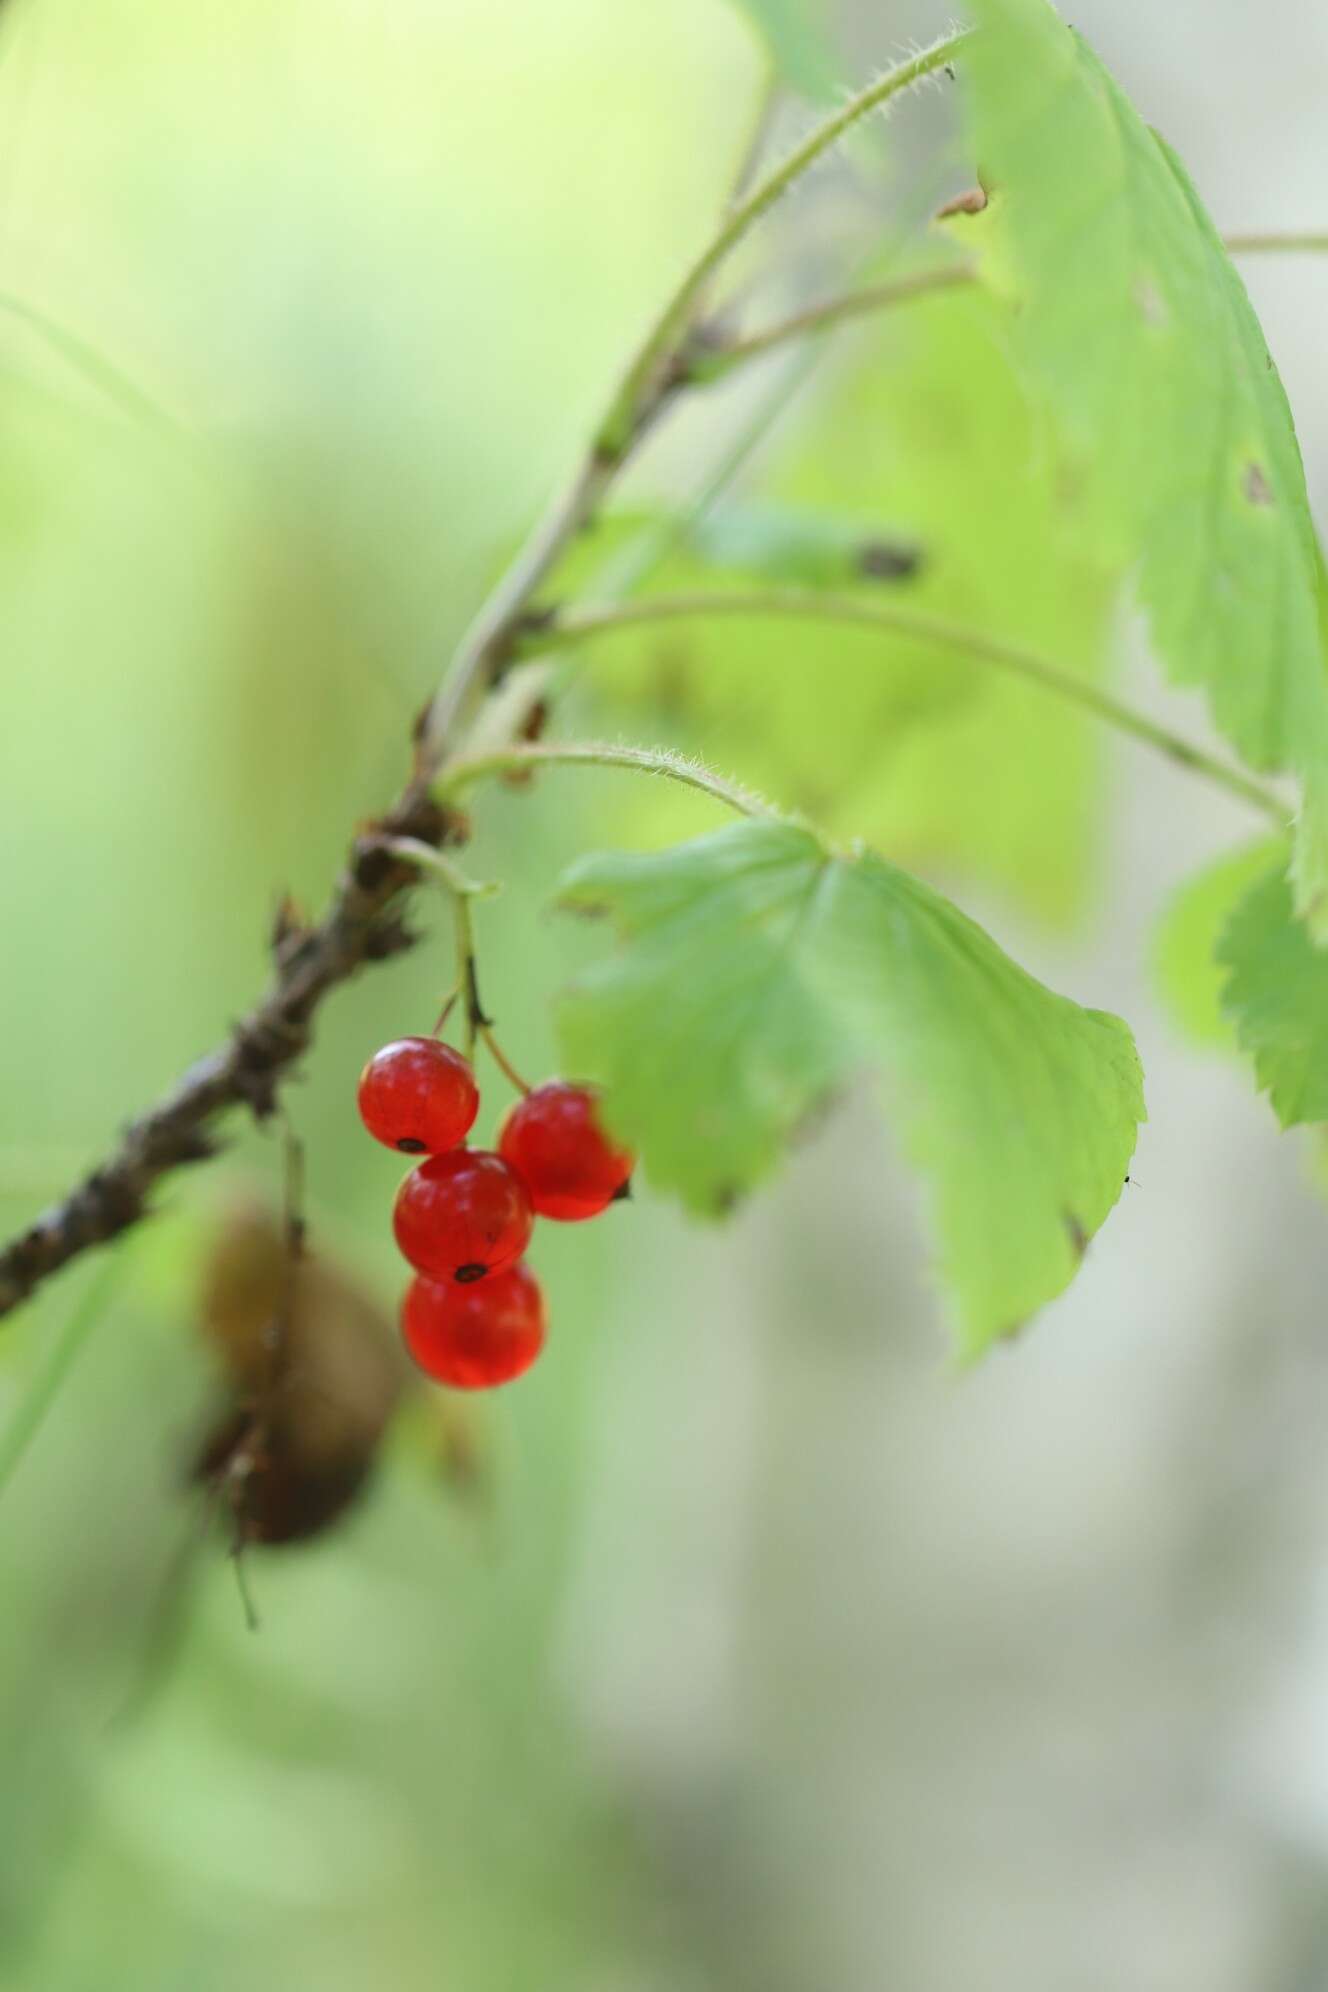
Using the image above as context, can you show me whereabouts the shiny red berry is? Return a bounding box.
[357,1037,479,1155]
[401,1262,546,1389]
[499,1081,634,1221]
[393,1148,533,1283]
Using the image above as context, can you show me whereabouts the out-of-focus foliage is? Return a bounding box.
[556,820,1143,1355]
[0,0,763,1161]
[194,1205,407,1545]
[0,4,766,1987]
[1154,836,1288,1052]
[962,0,1328,935]
[0,0,1325,1987]
[1218,859,1328,1127]
[724,0,842,96]
[579,280,1115,921]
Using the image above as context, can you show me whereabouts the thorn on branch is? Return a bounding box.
[270,894,311,967]
[362,914,419,962]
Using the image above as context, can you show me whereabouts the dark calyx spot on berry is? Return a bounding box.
[396,1137,428,1154]
[455,1262,488,1284]
[612,1177,633,1203]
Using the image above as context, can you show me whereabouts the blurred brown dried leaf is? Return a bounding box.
[193,1203,409,1545]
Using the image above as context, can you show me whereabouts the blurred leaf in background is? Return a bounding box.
[1218,858,1328,1127]
[724,0,842,97]
[0,3,769,1987]
[576,276,1116,922]
[1154,835,1288,1053]
[0,0,766,1160]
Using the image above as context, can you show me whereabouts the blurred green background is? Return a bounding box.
[4,1,1328,1987]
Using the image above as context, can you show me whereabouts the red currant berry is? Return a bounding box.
[498,1081,634,1221]
[357,1037,479,1155]
[393,1149,533,1283]
[401,1262,546,1389]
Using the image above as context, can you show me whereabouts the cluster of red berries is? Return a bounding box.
[357,1037,633,1390]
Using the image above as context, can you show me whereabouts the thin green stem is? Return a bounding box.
[684,233,1328,389]
[591,337,829,605]
[452,892,482,1060]
[528,592,1289,824]
[598,29,972,453]
[0,1250,127,1501]
[478,1026,532,1097]
[1223,231,1328,254]
[431,988,461,1037]
[375,835,495,1057]
[375,834,494,899]
[693,227,1328,377]
[690,260,977,379]
[441,740,772,820]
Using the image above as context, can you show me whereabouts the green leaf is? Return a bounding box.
[1155,836,1289,1051]
[723,0,841,98]
[579,279,1116,922]
[1218,860,1328,1126]
[961,0,1328,934]
[556,820,1143,1357]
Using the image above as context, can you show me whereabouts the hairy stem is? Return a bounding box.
[441,740,773,819]
[597,29,972,455]
[530,592,1290,824]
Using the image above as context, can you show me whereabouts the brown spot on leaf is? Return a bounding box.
[937,185,988,219]
[1064,1210,1088,1260]
[858,539,923,583]
[1243,461,1273,507]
